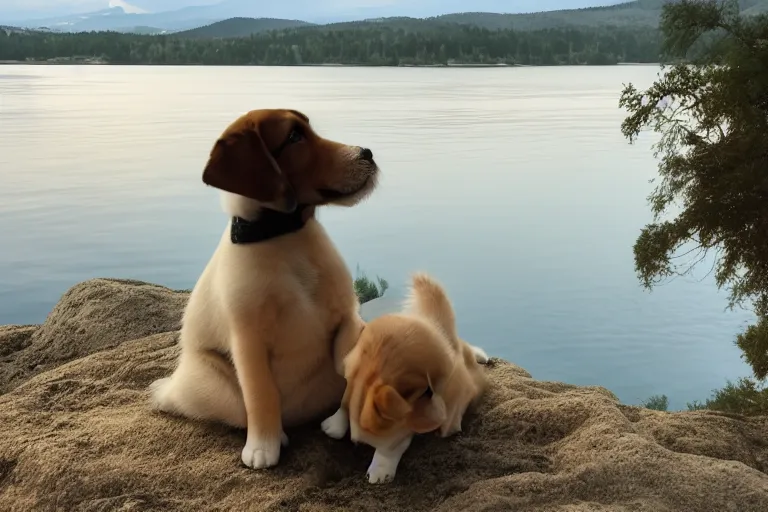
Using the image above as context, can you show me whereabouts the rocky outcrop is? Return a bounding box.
[0,278,187,394]
[0,279,766,511]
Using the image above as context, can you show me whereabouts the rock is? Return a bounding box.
[0,278,766,511]
[0,278,188,394]
[0,325,36,358]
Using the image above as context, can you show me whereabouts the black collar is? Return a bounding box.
[230,205,311,244]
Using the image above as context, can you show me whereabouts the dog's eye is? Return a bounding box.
[287,129,304,144]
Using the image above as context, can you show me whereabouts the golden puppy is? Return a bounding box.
[321,273,489,484]
[150,109,379,470]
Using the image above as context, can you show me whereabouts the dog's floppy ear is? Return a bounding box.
[407,391,447,434]
[203,127,297,213]
[360,384,412,433]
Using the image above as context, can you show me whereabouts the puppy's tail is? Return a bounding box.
[404,273,460,351]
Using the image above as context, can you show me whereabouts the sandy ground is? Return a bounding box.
[1,278,766,511]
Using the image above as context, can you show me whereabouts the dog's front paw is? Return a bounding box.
[321,408,348,440]
[241,436,282,469]
[367,458,397,484]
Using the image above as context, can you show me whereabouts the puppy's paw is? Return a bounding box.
[148,377,172,410]
[471,345,489,364]
[281,431,289,447]
[241,436,281,469]
[321,408,349,440]
[367,458,397,484]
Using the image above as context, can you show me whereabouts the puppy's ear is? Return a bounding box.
[407,393,447,434]
[203,128,297,213]
[360,385,412,433]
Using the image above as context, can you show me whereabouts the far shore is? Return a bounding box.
[0,59,519,68]
[0,60,660,68]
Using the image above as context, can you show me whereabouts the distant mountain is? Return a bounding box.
[0,1,622,24]
[12,0,768,35]
[13,6,220,33]
[143,2,656,39]
[180,16,447,38]
[436,1,662,30]
[176,17,313,38]
[11,0,349,32]
[10,1,627,33]
[160,1,681,39]
[437,0,768,30]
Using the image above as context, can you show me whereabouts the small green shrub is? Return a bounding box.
[691,378,768,416]
[354,266,389,305]
[640,394,669,411]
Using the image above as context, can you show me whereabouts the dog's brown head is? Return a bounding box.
[203,109,379,212]
[342,315,453,441]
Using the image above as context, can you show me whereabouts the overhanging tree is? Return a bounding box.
[619,0,768,413]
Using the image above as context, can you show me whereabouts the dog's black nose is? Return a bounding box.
[359,147,374,162]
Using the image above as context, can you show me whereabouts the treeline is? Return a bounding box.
[0,24,662,66]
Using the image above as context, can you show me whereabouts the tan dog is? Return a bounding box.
[150,108,379,470]
[321,273,489,484]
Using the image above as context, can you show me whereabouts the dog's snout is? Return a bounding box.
[359,147,374,162]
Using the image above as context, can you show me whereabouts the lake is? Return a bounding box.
[0,64,753,410]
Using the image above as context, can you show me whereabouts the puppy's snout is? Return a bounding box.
[359,147,374,162]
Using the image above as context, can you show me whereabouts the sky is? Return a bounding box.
[0,0,622,22]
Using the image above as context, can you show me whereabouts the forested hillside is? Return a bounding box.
[163,0,768,38]
[175,17,313,39]
[0,23,661,66]
[7,0,766,66]
[436,1,663,30]
[434,0,767,30]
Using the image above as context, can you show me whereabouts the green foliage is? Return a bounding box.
[688,378,768,415]
[620,0,768,414]
[0,23,662,66]
[640,394,669,411]
[354,267,389,305]
[686,400,708,411]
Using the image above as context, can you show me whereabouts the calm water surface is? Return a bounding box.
[0,65,752,409]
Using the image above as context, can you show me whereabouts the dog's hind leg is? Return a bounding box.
[150,349,247,429]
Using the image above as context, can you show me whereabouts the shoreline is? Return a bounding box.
[0,60,660,67]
